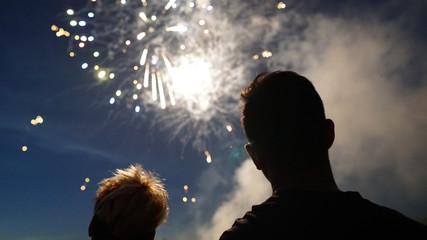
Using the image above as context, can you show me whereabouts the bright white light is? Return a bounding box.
[137,32,146,40]
[88,12,95,18]
[93,51,99,57]
[116,90,122,96]
[109,73,115,79]
[70,20,77,26]
[135,106,140,112]
[88,36,94,41]
[109,97,115,104]
[98,70,106,79]
[121,0,126,4]
[139,12,148,22]
[80,36,87,41]
[164,0,176,10]
[165,25,188,32]
[81,63,88,69]
[170,59,213,112]
[78,21,86,26]
[66,9,74,15]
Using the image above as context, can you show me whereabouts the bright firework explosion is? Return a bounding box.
[52,0,279,150]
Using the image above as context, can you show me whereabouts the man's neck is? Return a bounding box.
[270,161,339,193]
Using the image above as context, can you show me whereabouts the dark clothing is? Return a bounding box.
[219,190,427,239]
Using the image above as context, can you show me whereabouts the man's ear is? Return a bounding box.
[245,144,263,170]
[325,119,335,149]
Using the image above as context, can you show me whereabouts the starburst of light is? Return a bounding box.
[52,0,279,150]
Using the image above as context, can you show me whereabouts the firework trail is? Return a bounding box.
[52,0,283,151]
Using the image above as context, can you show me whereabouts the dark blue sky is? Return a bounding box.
[1,0,427,239]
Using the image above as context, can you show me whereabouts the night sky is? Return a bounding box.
[1,0,427,239]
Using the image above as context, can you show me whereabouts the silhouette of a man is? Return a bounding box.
[219,71,427,239]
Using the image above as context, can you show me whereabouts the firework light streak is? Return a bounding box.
[54,0,279,150]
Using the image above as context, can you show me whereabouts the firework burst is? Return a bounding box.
[52,0,280,150]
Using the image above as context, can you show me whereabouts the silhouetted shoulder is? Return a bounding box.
[219,190,427,240]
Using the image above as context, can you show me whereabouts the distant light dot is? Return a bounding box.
[133,94,138,100]
[66,9,74,15]
[277,2,286,9]
[203,29,209,34]
[81,63,88,69]
[121,0,126,4]
[98,70,106,79]
[125,40,131,45]
[109,97,115,104]
[226,125,233,132]
[180,44,186,50]
[30,115,44,125]
[207,5,213,11]
[189,2,195,8]
[109,73,115,79]
[182,197,188,202]
[88,12,94,18]
[183,185,189,191]
[80,185,86,191]
[122,49,127,53]
[51,25,58,31]
[22,146,28,152]
[151,15,157,21]
[136,83,142,89]
[85,177,90,183]
[205,151,212,163]
[261,50,273,58]
[36,116,43,123]
[79,42,85,48]
[198,19,206,26]
[137,32,146,40]
[116,90,122,96]
[70,20,77,26]
[93,65,99,70]
[133,66,139,70]
[252,55,259,60]
[88,36,94,41]
[93,51,99,57]
[78,21,86,26]
[135,106,140,112]
[80,36,87,41]
[191,197,196,203]
[74,35,80,40]
[133,80,138,85]
[69,52,75,57]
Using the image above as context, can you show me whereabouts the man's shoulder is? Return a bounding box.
[218,191,427,239]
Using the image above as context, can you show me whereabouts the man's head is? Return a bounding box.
[241,71,334,170]
[89,164,168,240]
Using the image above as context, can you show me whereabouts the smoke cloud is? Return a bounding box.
[195,1,427,239]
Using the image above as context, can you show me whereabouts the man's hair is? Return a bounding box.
[93,164,168,239]
[241,71,327,165]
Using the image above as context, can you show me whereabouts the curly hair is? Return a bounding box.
[93,164,168,239]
